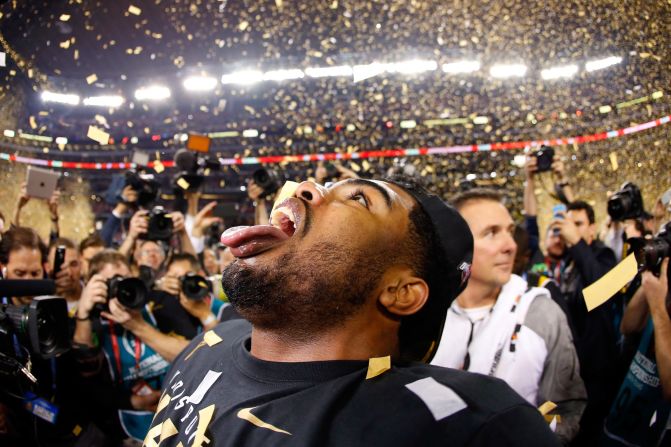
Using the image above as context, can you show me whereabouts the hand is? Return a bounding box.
[128,210,149,239]
[48,189,60,221]
[130,389,161,412]
[642,259,669,312]
[524,156,538,180]
[101,298,142,330]
[551,156,568,182]
[120,185,138,204]
[192,202,222,237]
[171,211,186,234]
[550,213,582,246]
[247,180,265,202]
[178,293,212,321]
[17,182,30,208]
[155,275,181,296]
[54,269,74,296]
[78,274,108,319]
[315,163,328,184]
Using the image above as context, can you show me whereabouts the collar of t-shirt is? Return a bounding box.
[231,333,371,384]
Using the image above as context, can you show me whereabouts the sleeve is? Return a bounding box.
[567,240,616,287]
[524,295,587,444]
[100,212,122,247]
[525,215,540,256]
[467,405,562,447]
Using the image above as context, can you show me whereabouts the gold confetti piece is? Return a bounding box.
[275,0,283,8]
[237,407,291,435]
[609,152,619,171]
[272,181,300,209]
[204,330,223,346]
[0,51,5,67]
[238,20,249,31]
[59,40,70,49]
[192,405,216,447]
[544,414,562,423]
[176,178,190,190]
[59,14,71,21]
[366,355,391,379]
[583,253,638,312]
[128,5,141,15]
[72,424,82,436]
[29,116,37,129]
[153,160,165,174]
[86,74,98,84]
[538,401,557,415]
[87,126,110,145]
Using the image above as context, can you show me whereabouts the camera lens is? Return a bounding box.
[181,274,210,300]
[111,277,148,309]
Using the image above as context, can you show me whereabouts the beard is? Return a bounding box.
[221,241,391,340]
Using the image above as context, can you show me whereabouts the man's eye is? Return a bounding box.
[347,190,369,208]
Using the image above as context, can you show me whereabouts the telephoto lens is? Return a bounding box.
[180,273,211,300]
[607,182,644,221]
[107,276,148,309]
[146,206,173,241]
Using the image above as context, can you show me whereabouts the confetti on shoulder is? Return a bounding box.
[538,401,557,415]
[204,330,223,346]
[366,355,391,379]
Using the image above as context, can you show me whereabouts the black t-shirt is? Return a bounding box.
[150,320,559,446]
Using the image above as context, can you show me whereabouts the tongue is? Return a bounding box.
[220,225,289,258]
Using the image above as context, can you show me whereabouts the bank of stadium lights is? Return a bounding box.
[262,69,305,81]
[220,70,264,85]
[41,91,80,105]
[541,64,579,80]
[134,85,171,101]
[83,95,125,107]
[183,76,218,92]
[442,60,481,74]
[585,56,623,72]
[305,65,353,78]
[489,64,528,78]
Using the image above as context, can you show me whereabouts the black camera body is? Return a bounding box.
[172,149,221,192]
[630,222,671,277]
[125,170,160,208]
[0,296,70,361]
[107,276,148,310]
[608,182,644,221]
[181,273,211,300]
[146,206,173,241]
[252,168,285,198]
[534,145,555,173]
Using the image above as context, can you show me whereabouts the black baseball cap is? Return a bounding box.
[389,180,473,363]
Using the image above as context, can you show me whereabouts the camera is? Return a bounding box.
[533,145,555,173]
[146,206,173,241]
[172,149,221,192]
[107,276,148,310]
[124,170,160,208]
[0,296,70,361]
[180,273,211,300]
[252,168,285,198]
[629,222,671,277]
[608,182,644,221]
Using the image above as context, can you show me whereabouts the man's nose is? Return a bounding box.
[295,181,326,206]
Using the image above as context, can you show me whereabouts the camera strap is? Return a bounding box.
[107,321,141,383]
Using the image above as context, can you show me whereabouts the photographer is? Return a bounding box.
[72,250,170,443]
[79,233,106,278]
[100,184,138,247]
[0,227,94,445]
[45,238,83,318]
[603,259,671,445]
[13,181,61,243]
[152,253,226,338]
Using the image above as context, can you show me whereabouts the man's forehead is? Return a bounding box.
[331,178,415,208]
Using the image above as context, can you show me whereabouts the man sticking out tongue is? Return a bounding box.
[149,177,560,447]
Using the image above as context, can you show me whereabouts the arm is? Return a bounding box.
[47,189,60,240]
[642,260,671,400]
[73,274,108,347]
[13,182,30,226]
[552,157,574,203]
[100,204,124,247]
[118,209,148,258]
[523,156,538,217]
[190,202,222,254]
[620,284,649,335]
[566,240,616,287]
[103,298,189,362]
[171,212,197,256]
[526,296,586,443]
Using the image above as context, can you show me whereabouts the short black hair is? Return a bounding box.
[0,226,48,265]
[451,188,503,211]
[168,253,201,272]
[567,200,595,224]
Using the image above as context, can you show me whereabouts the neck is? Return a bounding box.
[457,281,501,309]
[249,309,399,362]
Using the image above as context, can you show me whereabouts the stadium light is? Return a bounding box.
[352,63,385,82]
[263,69,305,81]
[183,76,218,91]
[134,86,171,101]
[221,70,263,85]
[305,65,353,78]
[242,129,259,138]
[3,129,15,138]
[400,120,417,129]
[41,91,80,105]
[489,64,527,78]
[541,64,579,80]
[585,56,622,72]
[83,95,125,107]
[442,60,481,74]
[385,59,438,74]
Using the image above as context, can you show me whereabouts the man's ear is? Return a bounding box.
[378,266,429,317]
